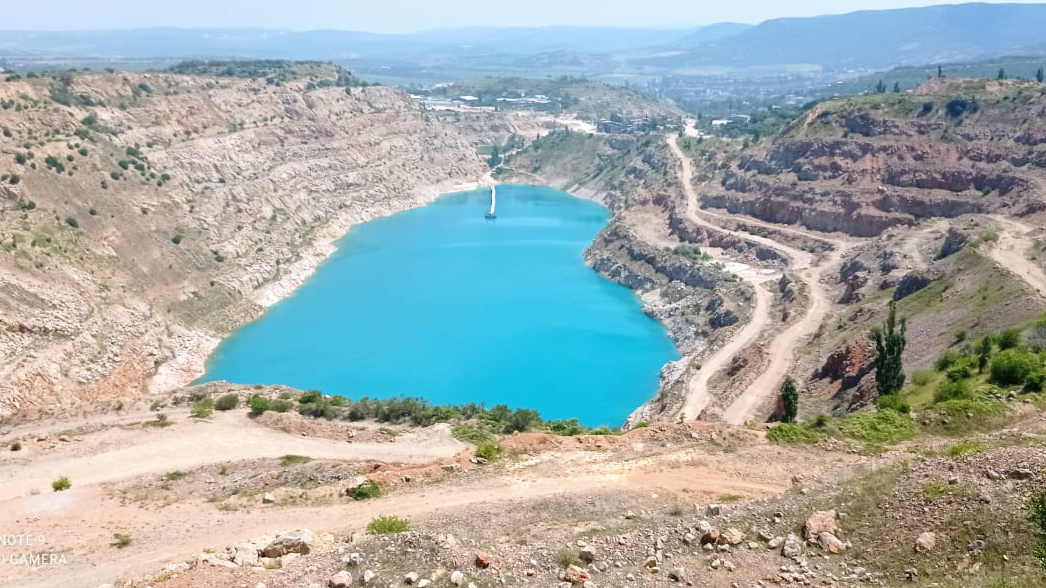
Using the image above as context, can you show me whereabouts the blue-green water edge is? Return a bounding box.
[200,185,680,426]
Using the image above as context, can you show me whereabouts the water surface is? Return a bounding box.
[201,185,679,426]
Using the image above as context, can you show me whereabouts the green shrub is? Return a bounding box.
[1027,371,1046,392]
[111,533,132,548]
[366,515,409,535]
[163,471,187,481]
[52,476,71,492]
[934,380,972,403]
[452,424,494,445]
[215,394,238,411]
[349,480,382,500]
[837,410,916,444]
[146,413,171,427]
[10,441,21,451]
[991,348,1040,386]
[279,454,311,467]
[248,394,271,415]
[475,442,500,462]
[947,441,989,458]
[876,394,910,413]
[766,423,821,444]
[269,399,294,413]
[171,234,183,245]
[911,369,935,386]
[998,328,1023,350]
[65,217,79,228]
[935,349,963,371]
[190,398,214,418]
[1027,490,1046,569]
[298,389,322,404]
[555,548,581,567]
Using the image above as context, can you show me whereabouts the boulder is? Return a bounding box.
[668,567,686,582]
[404,572,419,584]
[261,530,314,558]
[720,528,746,545]
[819,532,846,554]
[564,565,590,584]
[450,571,466,587]
[362,570,376,584]
[329,571,352,588]
[262,492,276,504]
[782,534,803,559]
[474,553,493,568]
[233,543,259,567]
[914,532,937,553]
[345,475,369,492]
[804,510,840,543]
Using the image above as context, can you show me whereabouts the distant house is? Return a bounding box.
[711,119,730,126]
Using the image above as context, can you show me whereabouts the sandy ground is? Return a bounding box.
[665,135,857,424]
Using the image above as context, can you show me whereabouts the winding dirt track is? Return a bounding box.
[987,215,1046,296]
[665,136,852,423]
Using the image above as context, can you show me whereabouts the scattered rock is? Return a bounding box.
[804,510,840,543]
[1008,468,1035,480]
[706,504,722,516]
[261,529,314,558]
[233,543,259,567]
[819,532,847,554]
[404,572,419,584]
[668,567,686,582]
[362,570,376,585]
[914,532,937,553]
[564,565,590,584]
[721,528,746,545]
[474,553,493,569]
[782,534,803,559]
[262,492,276,504]
[450,571,466,587]
[329,571,352,588]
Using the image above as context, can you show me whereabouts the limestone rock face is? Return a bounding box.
[0,73,489,417]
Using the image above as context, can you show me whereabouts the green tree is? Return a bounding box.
[974,334,994,373]
[780,377,799,423]
[875,80,886,93]
[937,64,943,78]
[1038,67,1045,83]
[893,82,901,93]
[871,301,907,396]
[997,68,1006,80]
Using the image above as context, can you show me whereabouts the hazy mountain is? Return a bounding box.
[0,26,694,61]
[643,3,1046,69]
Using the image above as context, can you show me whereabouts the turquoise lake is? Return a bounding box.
[200,185,679,426]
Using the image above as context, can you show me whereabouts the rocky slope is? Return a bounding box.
[0,69,489,418]
[700,79,1046,236]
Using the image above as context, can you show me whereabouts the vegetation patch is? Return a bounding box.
[279,454,312,467]
[366,515,409,535]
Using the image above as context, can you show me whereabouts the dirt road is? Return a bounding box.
[665,135,852,424]
[0,415,818,588]
[988,215,1046,296]
[0,411,464,501]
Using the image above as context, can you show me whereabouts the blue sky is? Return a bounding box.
[3,0,1041,32]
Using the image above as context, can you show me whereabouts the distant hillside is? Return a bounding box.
[643,3,1046,69]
